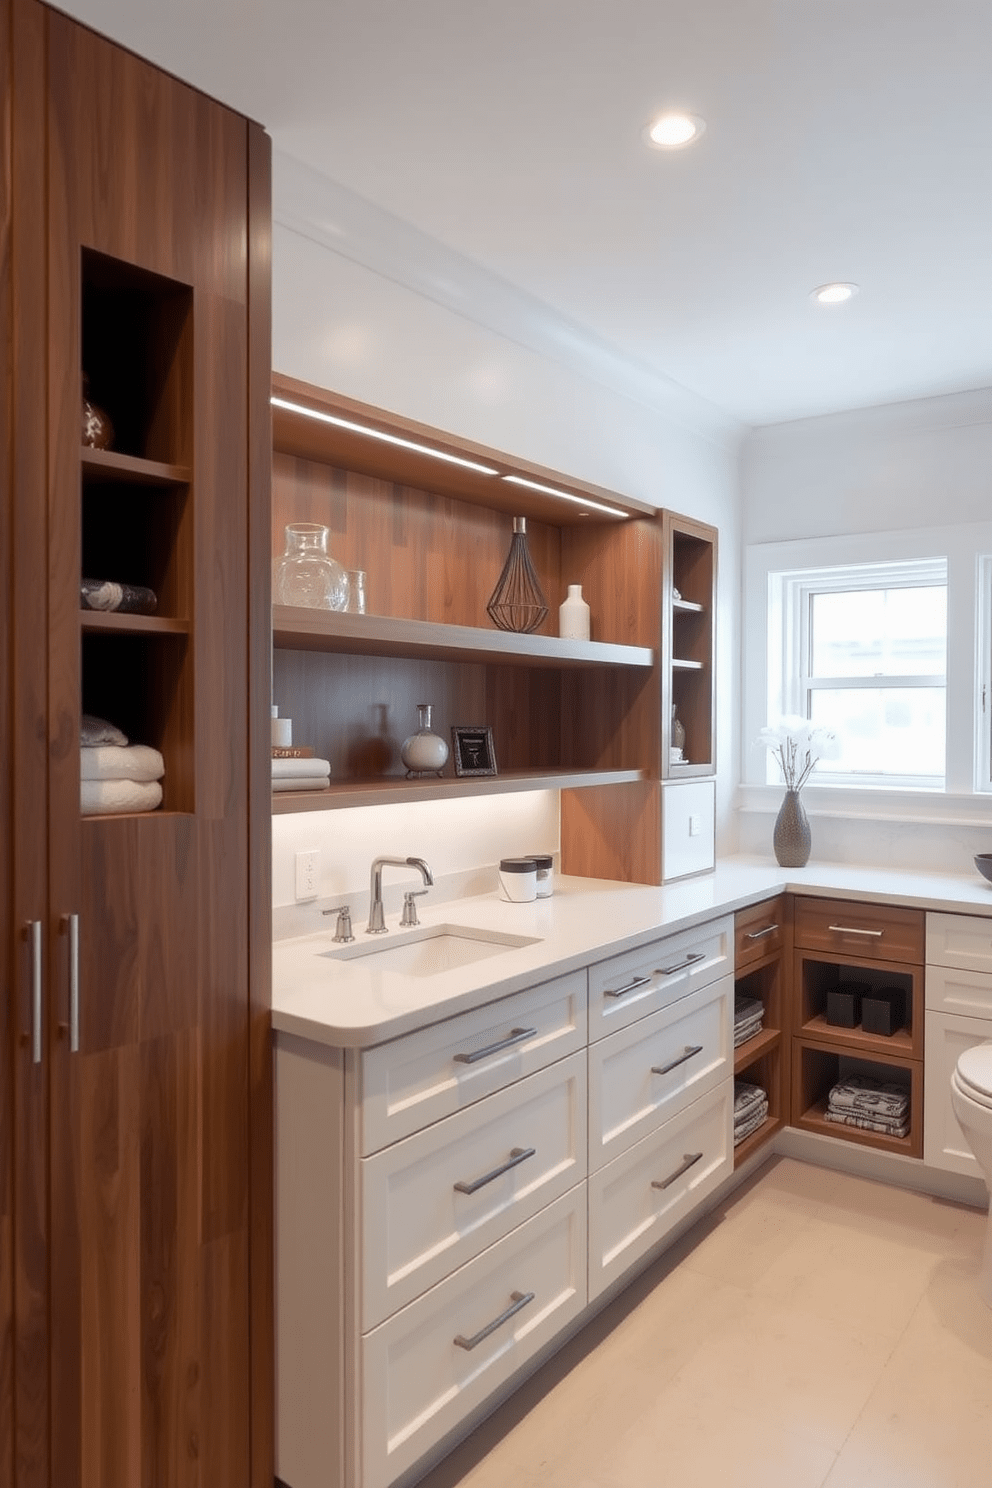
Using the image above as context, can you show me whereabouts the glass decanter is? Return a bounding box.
[400,703,449,777]
[273,523,348,610]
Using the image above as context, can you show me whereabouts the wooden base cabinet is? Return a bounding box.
[2,4,272,1484]
[733,896,790,1166]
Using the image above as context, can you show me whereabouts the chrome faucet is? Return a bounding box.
[367,855,433,934]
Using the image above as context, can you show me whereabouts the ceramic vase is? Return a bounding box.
[773,788,811,867]
[559,584,590,640]
[401,703,449,777]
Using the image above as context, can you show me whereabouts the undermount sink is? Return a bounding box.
[322,923,541,977]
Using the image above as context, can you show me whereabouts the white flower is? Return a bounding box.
[756,716,839,791]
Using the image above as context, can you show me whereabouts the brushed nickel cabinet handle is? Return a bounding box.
[454,1146,536,1195]
[604,973,652,999]
[64,913,80,1054]
[651,1044,704,1077]
[745,923,778,940]
[453,1027,536,1065]
[655,950,706,976]
[826,925,883,938]
[651,1151,703,1191]
[26,920,42,1065]
[453,1290,535,1351]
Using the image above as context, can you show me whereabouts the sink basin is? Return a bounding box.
[322,924,540,977]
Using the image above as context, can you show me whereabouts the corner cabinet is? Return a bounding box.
[2,4,273,1485]
[270,374,718,885]
[733,896,790,1166]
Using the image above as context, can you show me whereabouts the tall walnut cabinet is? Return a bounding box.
[1,3,273,1485]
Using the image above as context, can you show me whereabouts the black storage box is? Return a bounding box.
[862,986,905,1036]
[826,980,867,1027]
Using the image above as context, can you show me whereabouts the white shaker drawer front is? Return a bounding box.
[588,1082,732,1302]
[360,969,586,1154]
[927,912,992,976]
[926,964,992,1019]
[587,915,732,1040]
[588,974,732,1171]
[924,1011,991,1176]
[361,1052,586,1330]
[362,1186,587,1488]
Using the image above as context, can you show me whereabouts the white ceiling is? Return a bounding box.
[56,1,992,427]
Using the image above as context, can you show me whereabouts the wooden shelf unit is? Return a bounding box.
[663,511,717,779]
[733,895,790,1166]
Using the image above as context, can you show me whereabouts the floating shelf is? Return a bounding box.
[272,606,655,670]
[672,657,705,671]
[673,598,704,613]
[81,611,190,636]
[81,447,191,486]
[271,766,645,814]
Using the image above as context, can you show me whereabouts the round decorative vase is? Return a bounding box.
[401,703,449,778]
[81,374,114,450]
[273,523,348,610]
[773,788,811,868]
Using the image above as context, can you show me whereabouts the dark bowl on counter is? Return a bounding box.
[975,854,992,885]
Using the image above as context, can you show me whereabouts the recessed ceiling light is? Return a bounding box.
[644,112,706,150]
[810,282,859,305]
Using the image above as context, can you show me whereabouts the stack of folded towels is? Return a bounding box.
[734,994,764,1048]
[824,1073,909,1138]
[80,713,164,815]
[733,1079,769,1146]
[272,756,332,792]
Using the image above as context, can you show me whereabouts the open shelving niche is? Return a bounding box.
[732,896,789,1167]
[269,374,662,819]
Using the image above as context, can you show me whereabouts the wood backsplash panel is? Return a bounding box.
[272,452,563,632]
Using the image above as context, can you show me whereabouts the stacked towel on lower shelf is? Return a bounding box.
[824,1073,909,1138]
[80,740,165,816]
[272,755,332,792]
[734,994,764,1048]
[733,1079,769,1146]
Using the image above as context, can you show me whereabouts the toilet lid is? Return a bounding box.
[956,1042,992,1101]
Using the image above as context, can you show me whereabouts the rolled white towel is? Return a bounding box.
[272,775,332,792]
[80,743,165,783]
[272,756,331,779]
[81,778,163,816]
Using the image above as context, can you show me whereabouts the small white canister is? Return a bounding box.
[526,853,554,898]
[498,858,538,903]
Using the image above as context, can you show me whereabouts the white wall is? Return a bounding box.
[270,167,745,910]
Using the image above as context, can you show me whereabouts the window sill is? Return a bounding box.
[736,782,992,829]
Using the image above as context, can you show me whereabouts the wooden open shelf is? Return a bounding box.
[271,767,645,813]
[734,1026,781,1073]
[798,1012,915,1059]
[733,1114,784,1167]
[792,1036,923,1159]
[81,612,190,636]
[81,447,190,486]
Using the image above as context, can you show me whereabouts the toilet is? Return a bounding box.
[950,1041,992,1307]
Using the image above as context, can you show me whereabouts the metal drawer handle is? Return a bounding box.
[454,1027,536,1065]
[651,1151,703,1191]
[64,913,80,1054]
[454,1146,536,1195]
[27,921,42,1065]
[827,925,883,938]
[655,950,706,977]
[651,1044,704,1077]
[453,1290,535,1351]
[604,973,652,1000]
[745,923,778,940]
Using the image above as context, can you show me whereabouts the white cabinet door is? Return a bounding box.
[925,962,992,1019]
[588,1083,732,1301]
[361,1051,586,1328]
[587,915,733,1040]
[923,1010,992,1176]
[588,974,732,1171]
[362,1187,587,1488]
[927,912,992,976]
[360,969,587,1153]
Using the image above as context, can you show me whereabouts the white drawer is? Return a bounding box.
[924,1011,992,1176]
[360,968,587,1153]
[927,911,992,976]
[588,1082,732,1302]
[361,1051,586,1329]
[588,974,732,1171]
[587,915,732,1040]
[362,1186,587,1488]
[926,963,992,1018]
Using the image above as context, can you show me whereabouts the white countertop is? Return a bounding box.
[271,856,992,1050]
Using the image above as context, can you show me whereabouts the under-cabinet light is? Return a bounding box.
[502,474,628,518]
[271,396,501,476]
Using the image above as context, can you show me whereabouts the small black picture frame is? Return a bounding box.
[451,725,498,777]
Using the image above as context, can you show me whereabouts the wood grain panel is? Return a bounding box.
[560,781,662,885]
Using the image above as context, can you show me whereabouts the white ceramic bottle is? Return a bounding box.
[559,584,590,640]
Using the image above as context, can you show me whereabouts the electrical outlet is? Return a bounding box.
[295,848,320,901]
[688,815,702,837]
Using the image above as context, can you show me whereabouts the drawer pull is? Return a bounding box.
[655,950,706,977]
[651,1044,704,1077]
[745,923,778,940]
[453,1289,535,1351]
[826,925,884,938]
[604,973,652,1000]
[454,1146,536,1196]
[453,1027,536,1064]
[27,920,42,1065]
[652,1151,703,1191]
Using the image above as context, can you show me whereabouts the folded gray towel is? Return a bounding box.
[734,995,764,1026]
[734,1080,767,1118]
[824,1108,909,1139]
[828,1075,908,1120]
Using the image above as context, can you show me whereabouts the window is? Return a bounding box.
[772,559,947,787]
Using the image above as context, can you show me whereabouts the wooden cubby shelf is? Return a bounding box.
[81,447,191,486]
[271,767,645,814]
[81,612,190,637]
[734,1027,781,1072]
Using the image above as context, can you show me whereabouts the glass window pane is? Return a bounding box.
[810,587,946,679]
[809,688,945,778]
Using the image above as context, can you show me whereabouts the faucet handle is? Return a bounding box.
[400,890,429,928]
[323,905,355,943]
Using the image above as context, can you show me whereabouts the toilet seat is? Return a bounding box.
[952,1069,992,1113]
[955,1043,992,1104]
